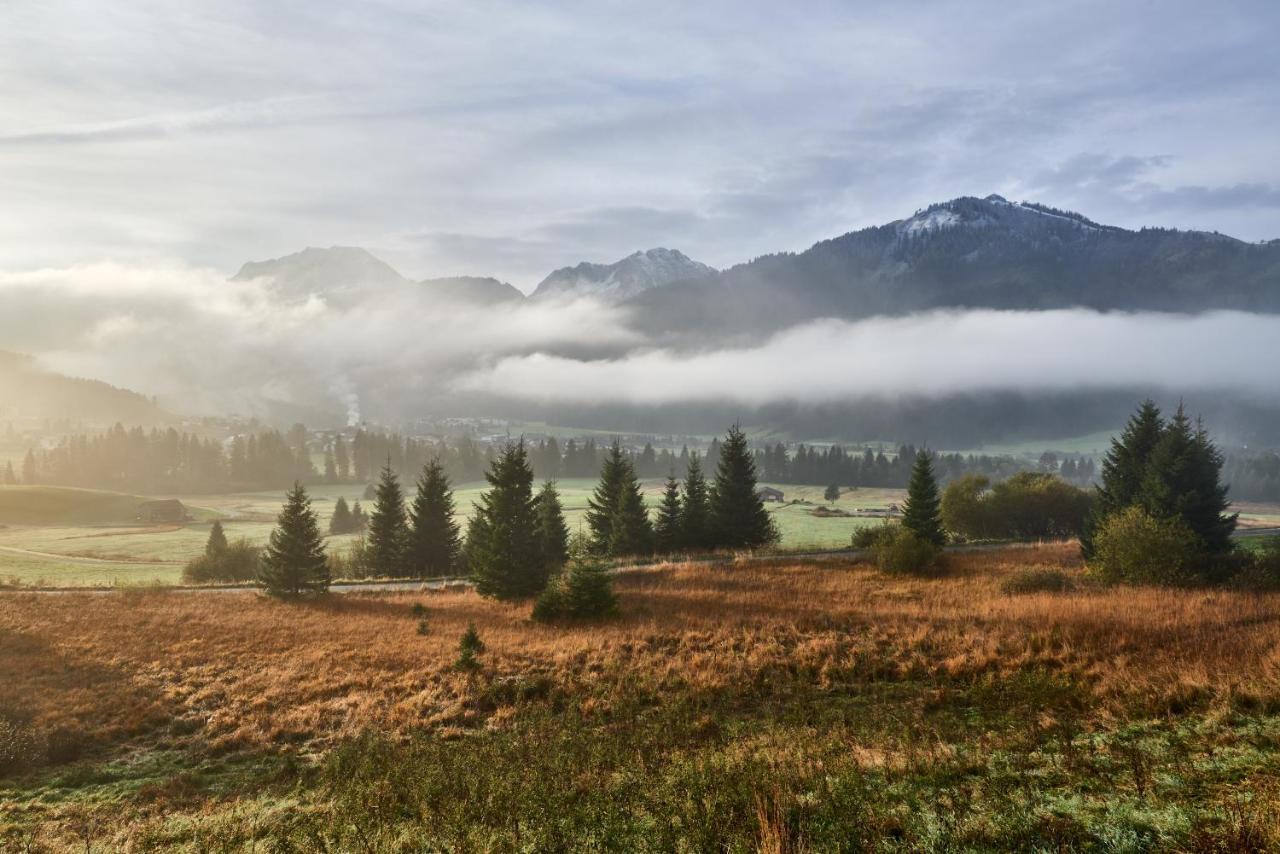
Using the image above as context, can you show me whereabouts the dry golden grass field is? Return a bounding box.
[3,545,1280,850]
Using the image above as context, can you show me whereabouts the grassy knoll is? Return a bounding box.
[2,545,1279,849]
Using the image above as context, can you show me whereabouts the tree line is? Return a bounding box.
[12,421,1098,497]
[249,426,779,609]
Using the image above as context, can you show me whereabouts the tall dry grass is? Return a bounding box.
[1,544,1278,757]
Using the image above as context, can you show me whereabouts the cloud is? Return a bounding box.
[455,310,1280,405]
[0,262,637,417]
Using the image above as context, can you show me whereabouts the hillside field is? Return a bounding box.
[0,481,905,587]
[2,544,1279,849]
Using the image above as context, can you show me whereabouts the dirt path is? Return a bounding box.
[0,544,176,566]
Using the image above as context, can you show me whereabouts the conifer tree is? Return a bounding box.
[467,441,547,600]
[324,450,337,483]
[2,460,16,485]
[607,456,653,557]
[258,482,329,597]
[1082,400,1165,557]
[407,460,462,578]
[654,474,684,552]
[710,425,779,549]
[329,496,353,534]
[680,454,712,550]
[351,500,368,530]
[824,484,840,504]
[334,436,351,481]
[586,441,628,551]
[21,449,36,485]
[534,480,570,569]
[901,450,946,546]
[1140,405,1237,554]
[366,460,409,576]
[205,519,228,556]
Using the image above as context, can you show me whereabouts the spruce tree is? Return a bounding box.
[1082,400,1165,557]
[586,441,628,552]
[205,520,228,556]
[901,450,946,547]
[366,460,409,576]
[1,461,15,485]
[324,450,337,483]
[654,474,684,553]
[407,460,462,578]
[467,441,547,600]
[351,500,367,530]
[709,425,779,549]
[21,449,36,485]
[680,454,712,550]
[258,482,329,597]
[607,456,653,557]
[1140,406,1237,555]
[329,496,353,534]
[334,436,351,481]
[534,480,570,569]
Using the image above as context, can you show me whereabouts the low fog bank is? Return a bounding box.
[457,310,1280,405]
[4,262,1280,444]
[0,262,636,422]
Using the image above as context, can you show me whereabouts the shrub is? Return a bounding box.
[1001,567,1074,595]
[1230,537,1280,591]
[328,537,372,579]
[872,526,941,575]
[852,521,897,550]
[532,549,617,623]
[182,538,261,584]
[1089,506,1200,586]
[455,622,486,671]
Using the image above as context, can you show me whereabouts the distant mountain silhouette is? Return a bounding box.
[626,195,1280,339]
[531,248,715,302]
[0,352,169,425]
[419,276,525,305]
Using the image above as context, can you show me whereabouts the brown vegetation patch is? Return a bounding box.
[1,544,1278,760]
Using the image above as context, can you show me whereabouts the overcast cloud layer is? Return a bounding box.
[2,1,1279,288]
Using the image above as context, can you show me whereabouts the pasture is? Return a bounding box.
[0,481,906,587]
[2,544,1278,849]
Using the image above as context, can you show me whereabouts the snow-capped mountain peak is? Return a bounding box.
[531,247,716,302]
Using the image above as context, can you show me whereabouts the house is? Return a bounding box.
[137,499,187,524]
[756,486,785,503]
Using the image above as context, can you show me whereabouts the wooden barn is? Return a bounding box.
[756,486,785,503]
[137,499,187,524]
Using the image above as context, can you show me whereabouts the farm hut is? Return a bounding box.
[757,486,785,503]
[138,499,187,524]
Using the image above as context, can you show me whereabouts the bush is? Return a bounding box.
[181,538,261,583]
[1230,537,1280,591]
[872,526,941,575]
[0,718,38,777]
[1089,506,1200,586]
[532,549,617,623]
[328,537,372,579]
[942,472,1091,542]
[852,521,898,550]
[1001,567,1074,595]
[455,622,486,671]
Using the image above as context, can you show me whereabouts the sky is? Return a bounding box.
[3,0,1279,290]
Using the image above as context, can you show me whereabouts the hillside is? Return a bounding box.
[0,352,168,426]
[0,485,160,525]
[627,195,1280,338]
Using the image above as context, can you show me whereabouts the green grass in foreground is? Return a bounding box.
[3,668,1277,850]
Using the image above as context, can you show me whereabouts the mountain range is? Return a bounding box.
[234,195,1280,342]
